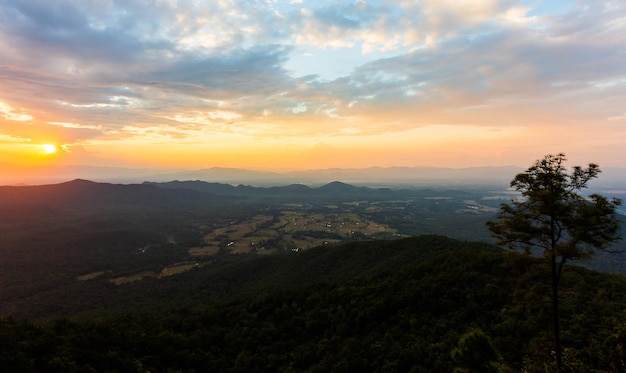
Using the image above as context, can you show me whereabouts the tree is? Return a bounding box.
[451,328,501,373]
[487,153,622,372]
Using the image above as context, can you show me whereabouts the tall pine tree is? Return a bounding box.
[487,153,622,372]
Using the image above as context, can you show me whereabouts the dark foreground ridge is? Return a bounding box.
[2,235,626,372]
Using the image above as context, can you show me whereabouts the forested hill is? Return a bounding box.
[145,179,429,201]
[0,179,228,211]
[2,235,626,372]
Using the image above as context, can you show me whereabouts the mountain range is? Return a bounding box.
[5,164,626,189]
[2,164,527,186]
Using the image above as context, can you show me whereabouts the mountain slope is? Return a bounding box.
[147,179,430,201]
[0,179,226,211]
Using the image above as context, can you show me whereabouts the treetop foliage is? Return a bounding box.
[488,153,622,261]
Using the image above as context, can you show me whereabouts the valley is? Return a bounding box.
[1,179,625,371]
[1,179,624,319]
[70,189,504,286]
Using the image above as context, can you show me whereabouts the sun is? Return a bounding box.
[41,144,58,155]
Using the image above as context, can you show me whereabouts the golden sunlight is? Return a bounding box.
[41,144,58,155]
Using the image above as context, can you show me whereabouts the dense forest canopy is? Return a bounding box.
[2,236,626,372]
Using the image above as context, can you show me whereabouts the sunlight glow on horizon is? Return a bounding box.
[41,144,58,155]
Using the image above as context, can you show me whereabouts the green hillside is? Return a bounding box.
[2,235,626,372]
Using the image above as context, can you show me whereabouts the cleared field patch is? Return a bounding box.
[188,246,220,257]
[193,209,400,256]
[459,199,498,213]
[77,271,107,281]
[110,271,156,285]
[159,262,199,277]
[271,210,399,243]
[229,238,257,254]
[290,237,339,250]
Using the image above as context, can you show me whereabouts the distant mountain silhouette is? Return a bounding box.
[0,179,224,210]
[0,179,450,212]
[148,167,285,186]
[318,181,360,192]
[149,166,523,186]
[6,164,626,189]
[146,179,440,201]
[146,180,240,195]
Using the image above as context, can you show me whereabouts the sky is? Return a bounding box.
[1,0,625,178]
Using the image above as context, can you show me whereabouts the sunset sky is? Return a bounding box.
[1,0,625,179]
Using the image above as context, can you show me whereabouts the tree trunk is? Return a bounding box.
[551,254,563,372]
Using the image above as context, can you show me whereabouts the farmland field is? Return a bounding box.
[196,208,402,255]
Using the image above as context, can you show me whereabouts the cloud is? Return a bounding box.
[145,45,293,96]
[335,1,626,128]
[0,0,624,165]
[0,101,33,121]
[291,1,414,53]
[0,1,171,74]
